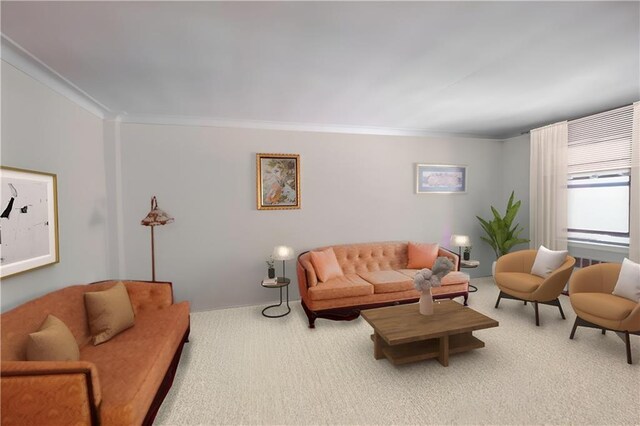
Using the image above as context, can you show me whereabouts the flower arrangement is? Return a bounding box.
[413,257,455,292]
[266,258,274,269]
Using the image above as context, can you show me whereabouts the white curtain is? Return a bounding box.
[630,102,640,263]
[529,121,569,251]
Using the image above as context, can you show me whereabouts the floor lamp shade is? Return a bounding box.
[141,196,174,281]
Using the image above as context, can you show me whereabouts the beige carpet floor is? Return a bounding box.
[155,277,640,425]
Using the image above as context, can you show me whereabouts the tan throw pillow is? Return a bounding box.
[27,315,80,361]
[310,248,344,283]
[84,282,135,345]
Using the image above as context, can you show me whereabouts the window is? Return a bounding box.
[567,105,633,247]
[567,170,630,246]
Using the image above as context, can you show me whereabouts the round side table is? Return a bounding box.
[261,278,291,318]
[460,260,479,293]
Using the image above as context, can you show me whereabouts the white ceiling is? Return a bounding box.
[2,1,639,139]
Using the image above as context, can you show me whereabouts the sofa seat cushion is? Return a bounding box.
[307,275,373,301]
[80,301,189,426]
[432,282,468,296]
[398,269,419,279]
[398,270,469,286]
[358,270,414,294]
[571,293,637,321]
[441,271,470,286]
[495,272,543,294]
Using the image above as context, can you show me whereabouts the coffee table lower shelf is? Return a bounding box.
[371,332,485,366]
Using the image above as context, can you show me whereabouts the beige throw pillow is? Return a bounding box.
[612,258,640,302]
[84,282,135,345]
[27,314,80,361]
[531,245,568,278]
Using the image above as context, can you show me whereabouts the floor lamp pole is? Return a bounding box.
[151,225,156,282]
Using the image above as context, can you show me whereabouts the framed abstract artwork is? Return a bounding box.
[416,164,467,194]
[0,166,59,278]
[256,153,301,210]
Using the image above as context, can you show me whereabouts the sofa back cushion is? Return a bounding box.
[330,242,408,275]
[0,280,140,361]
[1,285,92,361]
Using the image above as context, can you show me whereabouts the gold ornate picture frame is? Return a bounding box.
[0,166,59,278]
[256,153,301,210]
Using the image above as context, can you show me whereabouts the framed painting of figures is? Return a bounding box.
[0,166,59,278]
[256,153,301,210]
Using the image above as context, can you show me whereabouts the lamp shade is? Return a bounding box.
[450,234,471,247]
[272,245,295,261]
[141,196,174,226]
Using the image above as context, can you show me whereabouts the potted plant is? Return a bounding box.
[476,191,529,275]
[463,246,471,261]
[266,258,275,279]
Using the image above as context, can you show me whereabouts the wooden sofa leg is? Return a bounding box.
[463,294,468,306]
[625,331,632,364]
[534,301,540,326]
[602,329,606,335]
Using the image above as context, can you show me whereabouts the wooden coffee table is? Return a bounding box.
[361,300,498,366]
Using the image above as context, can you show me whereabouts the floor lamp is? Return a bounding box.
[141,196,174,281]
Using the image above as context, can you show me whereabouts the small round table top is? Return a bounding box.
[261,278,290,288]
[461,260,480,268]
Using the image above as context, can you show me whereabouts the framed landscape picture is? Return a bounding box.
[256,153,301,210]
[0,166,59,278]
[416,164,467,194]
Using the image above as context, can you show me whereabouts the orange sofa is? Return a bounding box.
[297,241,467,328]
[1,280,190,426]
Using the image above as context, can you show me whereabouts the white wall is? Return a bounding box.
[500,134,531,247]
[0,61,111,311]
[118,123,504,311]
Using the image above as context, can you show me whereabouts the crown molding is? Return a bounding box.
[1,34,111,119]
[119,113,495,140]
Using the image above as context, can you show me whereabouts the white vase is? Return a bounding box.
[419,289,434,315]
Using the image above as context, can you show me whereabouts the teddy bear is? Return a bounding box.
[413,256,455,292]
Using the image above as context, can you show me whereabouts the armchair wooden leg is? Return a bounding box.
[602,329,606,335]
[524,301,527,305]
[534,301,540,326]
[570,317,579,339]
[495,292,502,309]
[625,331,632,364]
[556,299,566,320]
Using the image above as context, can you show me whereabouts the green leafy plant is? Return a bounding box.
[476,191,529,259]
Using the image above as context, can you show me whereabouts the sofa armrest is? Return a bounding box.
[123,281,174,313]
[1,360,101,425]
[438,248,460,271]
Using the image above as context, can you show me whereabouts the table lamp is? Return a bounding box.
[450,234,470,258]
[272,245,294,283]
[141,196,174,281]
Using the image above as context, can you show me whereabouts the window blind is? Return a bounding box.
[568,105,633,174]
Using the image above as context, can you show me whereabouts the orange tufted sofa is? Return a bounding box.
[0,280,190,426]
[297,242,466,328]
